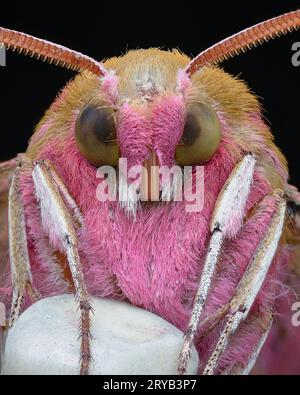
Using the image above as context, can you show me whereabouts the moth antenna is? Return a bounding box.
[186,10,300,75]
[0,27,108,77]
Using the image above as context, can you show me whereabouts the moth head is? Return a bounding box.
[68,44,223,170]
[1,10,299,209]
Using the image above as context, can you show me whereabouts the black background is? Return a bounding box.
[0,2,299,187]
[0,374,295,391]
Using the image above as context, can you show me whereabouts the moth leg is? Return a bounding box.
[0,301,6,367]
[8,164,40,326]
[26,282,41,303]
[196,303,230,342]
[220,314,273,375]
[238,316,273,375]
[43,162,84,228]
[178,154,256,374]
[203,191,286,375]
[32,160,91,376]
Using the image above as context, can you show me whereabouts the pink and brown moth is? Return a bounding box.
[0,10,300,375]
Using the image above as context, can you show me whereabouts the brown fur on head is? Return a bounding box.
[27,48,286,186]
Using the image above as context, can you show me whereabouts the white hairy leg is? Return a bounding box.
[45,163,84,228]
[203,190,286,374]
[8,163,40,326]
[32,160,91,375]
[178,154,256,374]
[220,314,273,375]
[239,317,273,375]
[0,301,5,367]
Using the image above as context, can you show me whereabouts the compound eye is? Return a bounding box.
[75,104,119,166]
[175,102,221,165]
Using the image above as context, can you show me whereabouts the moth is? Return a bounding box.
[0,10,300,375]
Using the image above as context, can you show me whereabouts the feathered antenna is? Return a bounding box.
[186,10,300,76]
[0,27,107,76]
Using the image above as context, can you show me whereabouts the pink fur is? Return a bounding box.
[118,95,185,168]
[152,95,185,166]
[29,120,53,146]
[2,92,293,374]
[176,70,192,94]
[101,72,119,105]
[253,270,300,375]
